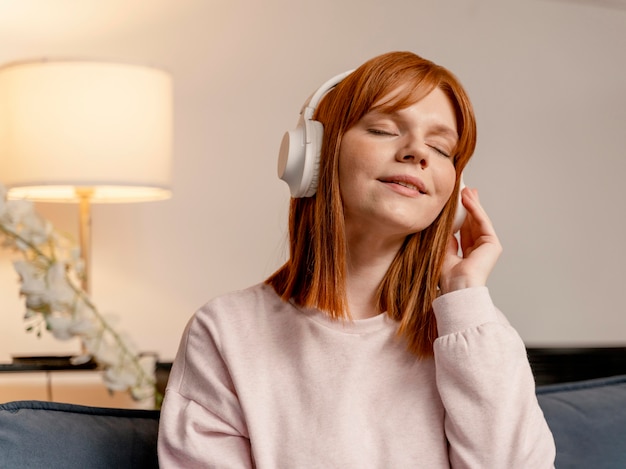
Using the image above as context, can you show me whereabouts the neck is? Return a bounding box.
[344,231,404,320]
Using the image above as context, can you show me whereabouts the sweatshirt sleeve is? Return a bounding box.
[158,311,254,468]
[432,287,556,469]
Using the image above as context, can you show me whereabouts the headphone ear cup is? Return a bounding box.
[277,118,324,198]
[301,119,323,197]
[278,124,306,196]
[278,70,353,198]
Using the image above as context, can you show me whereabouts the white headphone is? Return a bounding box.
[277,70,352,198]
[277,71,467,231]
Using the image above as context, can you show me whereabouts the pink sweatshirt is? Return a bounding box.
[158,283,555,468]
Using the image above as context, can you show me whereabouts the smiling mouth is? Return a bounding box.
[393,181,425,193]
[379,178,427,195]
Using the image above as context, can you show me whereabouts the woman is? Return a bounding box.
[158,51,556,468]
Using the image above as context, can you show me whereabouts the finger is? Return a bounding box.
[461,188,497,236]
[458,189,501,256]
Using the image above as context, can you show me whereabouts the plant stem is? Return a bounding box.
[1,217,160,402]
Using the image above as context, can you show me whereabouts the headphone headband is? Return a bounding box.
[301,70,353,120]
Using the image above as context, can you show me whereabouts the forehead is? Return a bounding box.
[369,82,434,113]
[367,87,458,135]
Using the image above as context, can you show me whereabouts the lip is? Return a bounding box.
[378,174,427,196]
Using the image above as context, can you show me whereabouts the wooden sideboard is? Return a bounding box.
[0,356,157,409]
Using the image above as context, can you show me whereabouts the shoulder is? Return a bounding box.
[196,283,286,324]
[187,283,295,343]
[171,283,293,379]
[202,282,282,311]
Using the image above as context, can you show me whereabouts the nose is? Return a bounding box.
[395,137,429,168]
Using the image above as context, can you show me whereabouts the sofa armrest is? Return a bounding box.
[0,400,160,469]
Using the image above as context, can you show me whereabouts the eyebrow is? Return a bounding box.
[429,124,459,144]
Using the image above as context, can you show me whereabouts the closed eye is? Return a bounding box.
[368,128,397,136]
[428,145,451,158]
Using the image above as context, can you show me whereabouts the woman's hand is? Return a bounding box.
[439,187,502,294]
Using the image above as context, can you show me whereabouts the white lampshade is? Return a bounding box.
[0,60,173,203]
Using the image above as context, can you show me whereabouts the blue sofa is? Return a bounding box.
[1,375,626,468]
[536,374,626,468]
[0,400,160,469]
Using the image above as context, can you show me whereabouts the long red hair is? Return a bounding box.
[266,51,477,356]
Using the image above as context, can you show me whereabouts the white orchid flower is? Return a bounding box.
[43,261,76,312]
[82,336,102,357]
[16,211,52,249]
[131,384,156,401]
[70,354,94,366]
[90,340,121,366]
[13,260,48,310]
[48,231,82,270]
[68,316,99,337]
[13,260,44,285]
[104,365,139,390]
[46,315,99,341]
[1,182,157,403]
[0,198,34,231]
[45,316,75,340]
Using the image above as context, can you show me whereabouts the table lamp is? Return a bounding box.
[0,59,173,292]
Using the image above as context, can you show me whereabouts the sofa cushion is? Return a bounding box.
[2,376,626,469]
[537,374,626,469]
[0,400,160,469]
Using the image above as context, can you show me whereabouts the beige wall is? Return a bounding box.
[1,0,625,363]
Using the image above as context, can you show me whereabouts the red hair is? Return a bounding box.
[266,51,477,356]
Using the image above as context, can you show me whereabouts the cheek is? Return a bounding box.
[338,140,369,192]
[338,136,362,175]
[337,152,352,196]
[434,164,458,211]
[337,145,357,204]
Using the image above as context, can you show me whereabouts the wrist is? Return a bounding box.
[439,276,485,295]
